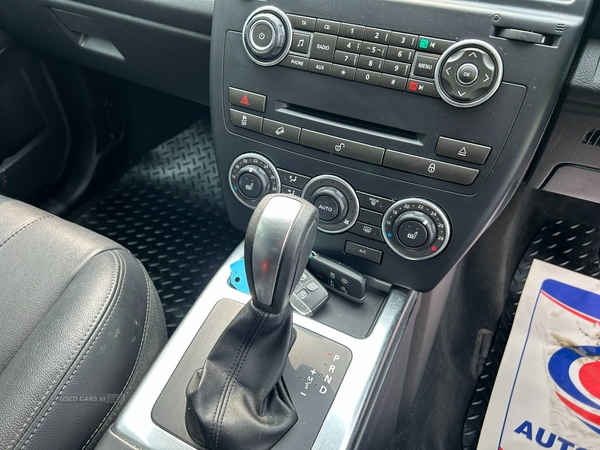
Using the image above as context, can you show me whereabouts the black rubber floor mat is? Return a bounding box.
[76,118,245,334]
[462,220,600,449]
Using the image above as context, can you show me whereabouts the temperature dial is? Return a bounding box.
[382,198,451,260]
[229,153,281,209]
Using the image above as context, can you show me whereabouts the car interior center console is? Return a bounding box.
[211,0,592,292]
[97,1,594,450]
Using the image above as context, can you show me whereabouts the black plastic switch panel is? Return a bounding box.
[228,87,266,112]
[308,253,368,302]
[230,109,263,132]
[435,137,491,165]
[344,241,383,264]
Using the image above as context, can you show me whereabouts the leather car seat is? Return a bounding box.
[0,195,167,449]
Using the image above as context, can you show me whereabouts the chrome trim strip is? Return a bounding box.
[112,242,416,449]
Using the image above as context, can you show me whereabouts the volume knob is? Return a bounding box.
[243,7,292,66]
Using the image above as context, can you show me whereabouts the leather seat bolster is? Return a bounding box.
[0,196,167,450]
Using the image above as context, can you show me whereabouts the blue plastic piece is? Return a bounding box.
[229,258,250,294]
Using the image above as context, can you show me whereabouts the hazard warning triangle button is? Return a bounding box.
[239,95,250,106]
[229,87,266,113]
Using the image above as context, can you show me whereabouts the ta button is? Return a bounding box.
[397,221,428,248]
[457,63,478,86]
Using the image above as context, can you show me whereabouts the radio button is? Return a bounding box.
[355,69,381,86]
[336,37,362,53]
[310,33,338,61]
[358,55,384,72]
[287,14,316,32]
[331,64,356,80]
[308,59,333,76]
[333,50,359,67]
[387,46,415,63]
[380,74,407,91]
[364,27,391,44]
[280,54,308,70]
[383,60,411,77]
[390,32,418,49]
[339,23,365,40]
[315,19,340,35]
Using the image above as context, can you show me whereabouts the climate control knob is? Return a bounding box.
[243,7,292,66]
[302,175,359,234]
[229,153,281,209]
[382,199,451,260]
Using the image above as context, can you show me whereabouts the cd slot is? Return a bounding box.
[275,101,425,147]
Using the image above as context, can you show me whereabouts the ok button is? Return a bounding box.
[457,63,479,86]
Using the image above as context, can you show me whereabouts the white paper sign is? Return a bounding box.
[478,260,600,450]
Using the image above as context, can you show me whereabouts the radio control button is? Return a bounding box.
[333,50,359,67]
[380,74,407,91]
[412,53,440,79]
[364,27,391,44]
[287,14,316,32]
[417,36,454,54]
[331,64,356,80]
[336,37,362,53]
[355,69,381,86]
[291,32,310,54]
[315,19,340,35]
[310,33,338,61]
[390,32,418,49]
[387,46,415,63]
[361,42,388,59]
[457,63,478,85]
[358,55,384,72]
[280,54,308,70]
[308,59,333,76]
[339,23,365,40]
[406,79,439,98]
[383,60,411,77]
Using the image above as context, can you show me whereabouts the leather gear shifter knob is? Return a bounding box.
[245,194,319,314]
[185,194,318,450]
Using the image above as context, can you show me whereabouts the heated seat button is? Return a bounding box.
[397,221,428,248]
[237,173,262,198]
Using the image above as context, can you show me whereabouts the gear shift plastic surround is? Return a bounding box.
[185,194,318,450]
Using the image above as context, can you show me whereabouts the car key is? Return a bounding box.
[290,270,330,317]
[307,252,367,303]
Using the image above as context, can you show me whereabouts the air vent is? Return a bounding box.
[581,128,600,145]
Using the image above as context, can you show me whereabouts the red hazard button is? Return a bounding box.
[228,87,266,113]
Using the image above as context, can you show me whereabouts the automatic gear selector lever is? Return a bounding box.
[185,194,318,450]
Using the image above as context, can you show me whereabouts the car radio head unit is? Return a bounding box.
[210,0,592,291]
